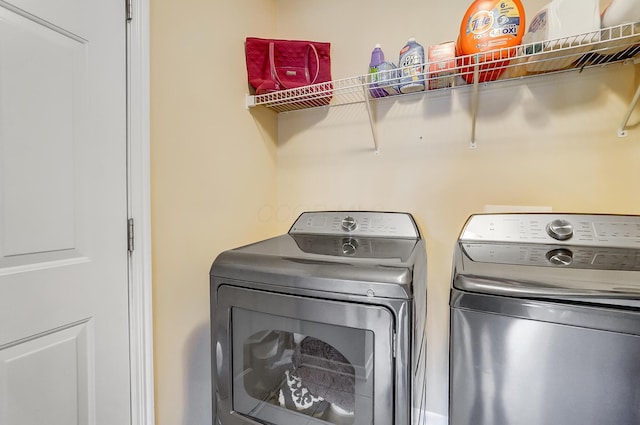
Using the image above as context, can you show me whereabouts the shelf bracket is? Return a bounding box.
[618,80,640,137]
[245,94,256,110]
[362,84,380,154]
[470,56,480,149]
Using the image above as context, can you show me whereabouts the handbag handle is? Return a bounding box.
[269,42,321,88]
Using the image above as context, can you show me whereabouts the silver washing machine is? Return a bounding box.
[449,213,640,425]
[210,211,428,425]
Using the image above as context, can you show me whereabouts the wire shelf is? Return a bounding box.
[247,21,640,113]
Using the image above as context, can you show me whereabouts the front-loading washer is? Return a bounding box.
[210,211,428,425]
[449,213,640,425]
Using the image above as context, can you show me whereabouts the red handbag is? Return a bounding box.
[245,37,332,101]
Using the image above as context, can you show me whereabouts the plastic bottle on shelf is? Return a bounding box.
[601,0,640,27]
[398,38,425,94]
[523,0,600,46]
[592,0,640,61]
[457,0,526,83]
[377,61,400,95]
[522,0,600,72]
[369,44,388,98]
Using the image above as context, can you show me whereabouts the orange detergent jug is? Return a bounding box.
[457,0,526,83]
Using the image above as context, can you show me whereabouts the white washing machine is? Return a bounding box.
[210,211,428,425]
[450,213,640,425]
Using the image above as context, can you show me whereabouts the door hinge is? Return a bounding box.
[128,218,135,253]
[126,0,133,22]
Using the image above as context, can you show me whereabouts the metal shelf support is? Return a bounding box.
[362,84,380,154]
[618,79,640,137]
[470,57,480,150]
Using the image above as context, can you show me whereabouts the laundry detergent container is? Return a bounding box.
[456,0,526,83]
[521,0,601,72]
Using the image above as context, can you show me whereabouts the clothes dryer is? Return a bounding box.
[211,211,428,425]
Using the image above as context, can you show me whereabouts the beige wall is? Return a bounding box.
[151,0,640,423]
[151,1,278,424]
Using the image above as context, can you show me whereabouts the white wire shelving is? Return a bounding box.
[246,22,640,151]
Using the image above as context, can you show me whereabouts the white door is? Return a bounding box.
[0,0,131,424]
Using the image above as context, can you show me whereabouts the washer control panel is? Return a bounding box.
[461,214,640,248]
[289,211,420,239]
[461,242,640,270]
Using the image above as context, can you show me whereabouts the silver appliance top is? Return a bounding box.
[460,213,640,248]
[211,212,425,299]
[289,211,420,239]
[453,213,640,307]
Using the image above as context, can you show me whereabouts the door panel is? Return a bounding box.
[0,6,85,261]
[0,321,91,425]
[0,0,130,423]
[1,0,89,39]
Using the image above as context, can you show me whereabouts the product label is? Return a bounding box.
[369,67,380,83]
[428,42,456,89]
[469,10,494,35]
[465,0,522,44]
[377,62,399,94]
[528,10,547,33]
[399,54,421,68]
[400,54,423,79]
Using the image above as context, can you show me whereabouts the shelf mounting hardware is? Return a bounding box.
[470,56,481,150]
[362,82,380,154]
[618,79,640,137]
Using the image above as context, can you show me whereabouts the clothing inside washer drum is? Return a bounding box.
[278,336,355,415]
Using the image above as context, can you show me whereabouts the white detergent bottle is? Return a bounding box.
[398,38,425,94]
[602,0,640,27]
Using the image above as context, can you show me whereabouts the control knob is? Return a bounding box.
[341,216,358,232]
[546,249,574,267]
[341,238,358,256]
[546,219,573,241]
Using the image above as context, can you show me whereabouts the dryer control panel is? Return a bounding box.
[461,214,640,248]
[289,211,420,239]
